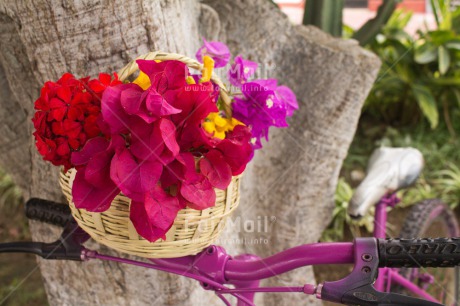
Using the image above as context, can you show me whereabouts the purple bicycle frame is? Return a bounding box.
[82,242,355,305]
[74,194,450,305]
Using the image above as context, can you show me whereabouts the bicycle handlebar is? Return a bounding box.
[14,198,460,306]
[22,198,460,270]
[225,243,354,281]
[3,198,87,261]
[378,237,460,268]
[25,198,71,227]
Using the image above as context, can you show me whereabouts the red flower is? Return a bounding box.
[33,73,120,171]
[88,73,123,99]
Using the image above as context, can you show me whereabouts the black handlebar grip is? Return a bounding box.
[378,238,460,268]
[25,198,71,228]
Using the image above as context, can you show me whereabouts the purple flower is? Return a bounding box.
[275,86,298,117]
[228,55,258,87]
[253,80,298,118]
[232,80,298,149]
[196,39,231,68]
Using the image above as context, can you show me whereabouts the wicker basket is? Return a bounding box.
[59,52,241,258]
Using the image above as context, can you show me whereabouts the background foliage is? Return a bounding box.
[318,0,460,241]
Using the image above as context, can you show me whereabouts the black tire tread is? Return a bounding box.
[400,199,458,239]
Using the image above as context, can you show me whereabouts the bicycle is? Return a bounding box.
[1,147,459,306]
[348,147,460,305]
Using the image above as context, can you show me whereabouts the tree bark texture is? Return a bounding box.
[202,1,380,304]
[0,0,380,305]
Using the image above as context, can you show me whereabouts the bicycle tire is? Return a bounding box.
[395,199,460,305]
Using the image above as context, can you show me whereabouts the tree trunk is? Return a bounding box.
[201,1,380,305]
[0,0,380,305]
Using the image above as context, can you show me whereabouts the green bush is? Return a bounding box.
[325,1,460,241]
[364,2,460,135]
[0,169,22,213]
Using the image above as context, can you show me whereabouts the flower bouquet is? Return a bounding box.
[32,40,298,258]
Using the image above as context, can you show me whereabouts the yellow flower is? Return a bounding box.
[132,60,162,90]
[186,76,196,84]
[133,71,151,90]
[200,55,214,83]
[203,112,244,139]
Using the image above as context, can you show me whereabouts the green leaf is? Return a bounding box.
[438,45,450,75]
[414,42,437,64]
[411,84,439,129]
[429,30,455,45]
[430,0,441,27]
[429,77,460,86]
[445,40,460,50]
[386,9,413,29]
[386,28,412,43]
[352,0,399,46]
[342,24,354,39]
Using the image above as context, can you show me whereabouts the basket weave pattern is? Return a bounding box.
[59,52,241,258]
[60,169,241,258]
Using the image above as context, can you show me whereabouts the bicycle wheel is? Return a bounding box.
[395,199,460,306]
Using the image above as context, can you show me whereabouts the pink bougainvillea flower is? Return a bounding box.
[180,174,216,210]
[130,118,180,165]
[102,60,186,126]
[71,135,125,212]
[216,125,253,175]
[195,39,231,68]
[171,82,218,127]
[84,151,116,189]
[160,152,198,188]
[101,83,141,134]
[228,55,258,87]
[72,167,120,212]
[199,149,232,189]
[110,146,163,202]
[120,81,181,124]
[172,82,219,151]
[71,137,110,166]
[137,59,188,93]
[177,123,215,151]
[130,185,184,242]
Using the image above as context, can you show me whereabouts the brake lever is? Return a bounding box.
[54,217,90,260]
[318,238,443,306]
[0,215,89,261]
